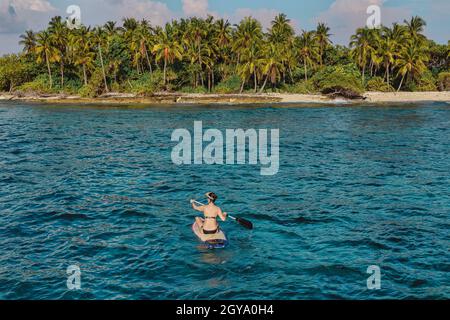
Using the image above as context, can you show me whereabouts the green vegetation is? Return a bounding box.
[311,64,364,97]
[437,72,450,91]
[0,14,448,98]
[366,77,395,92]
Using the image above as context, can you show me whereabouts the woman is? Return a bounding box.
[191,192,227,234]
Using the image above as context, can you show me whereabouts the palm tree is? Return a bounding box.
[94,26,109,92]
[184,18,208,87]
[297,30,319,81]
[233,17,263,64]
[214,19,232,48]
[259,43,285,93]
[138,19,154,74]
[350,27,375,83]
[19,30,36,55]
[35,30,60,88]
[315,23,332,66]
[234,17,263,91]
[395,43,428,91]
[379,26,398,87]
[104,21,119,36]
[237,45,261,93]
[152,25,183,87]
[48,16,68,88]
[269,14,294,43]
[122,18,143,74]
[71,26,95,86]
[404,16,427,44]
[368,28,383,76]
[213,19,232,81]
[269,14,295,83]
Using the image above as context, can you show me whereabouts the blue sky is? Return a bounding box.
[0,0,448,55]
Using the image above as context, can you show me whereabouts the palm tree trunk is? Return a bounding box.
[320,47,323,67]
[45,51,52,89]
[98,45,109,92]
[163,57,167,86]
[259,72,269,94]
[83,64,88,86]
[240,79,245,94]
[304,60,308,81]
[254,71,257,93]
[145,46,152,74]
[397,73,406,92]
[387,64,390,89]
[362,63,366,84]
[207,69,211,92]
[60,62,64,89]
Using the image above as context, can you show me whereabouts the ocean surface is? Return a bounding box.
[0,101,449,300]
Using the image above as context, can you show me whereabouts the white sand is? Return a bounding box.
[1,91,449,104]
[363,91,450,103]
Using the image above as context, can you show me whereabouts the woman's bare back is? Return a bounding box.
[192,201,227,233]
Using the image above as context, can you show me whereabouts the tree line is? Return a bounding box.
[0,14,448,96]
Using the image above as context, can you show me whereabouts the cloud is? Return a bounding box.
[77,0,174,26]
[315,0,412,44]
[9,0,54,12]
[0,0,56,33]
[231,8,280,30]
[182,0,209,17]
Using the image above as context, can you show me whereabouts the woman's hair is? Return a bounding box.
[206,192,218,203]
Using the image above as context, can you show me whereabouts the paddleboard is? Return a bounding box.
[192,222,228,249]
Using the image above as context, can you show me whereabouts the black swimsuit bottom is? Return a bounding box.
[203,216,219,234]
[203,227,219,234]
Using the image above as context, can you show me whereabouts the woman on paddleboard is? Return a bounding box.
[191,192,227,234]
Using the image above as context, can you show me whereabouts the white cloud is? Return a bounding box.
[233,8,280,30]
[9,0,54,12]
[182,0,209,17]
[0,0,56,33]
[316,0,412,44]
[78,0,174,26]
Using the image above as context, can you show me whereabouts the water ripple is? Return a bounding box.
[0,102,449,299]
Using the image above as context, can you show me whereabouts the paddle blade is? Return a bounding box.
[236,217,253,230]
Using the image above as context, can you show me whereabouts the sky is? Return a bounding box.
[0,0,449,55]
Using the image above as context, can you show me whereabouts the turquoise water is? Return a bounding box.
[0,102,449,300]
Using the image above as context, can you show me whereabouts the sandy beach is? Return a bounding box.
[0,91,449,105]
[363,92,450,103]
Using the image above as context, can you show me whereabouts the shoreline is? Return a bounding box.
[0,91,449,105]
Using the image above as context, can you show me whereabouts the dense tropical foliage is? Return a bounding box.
[1,14,448,97]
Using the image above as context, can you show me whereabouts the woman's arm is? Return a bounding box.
[191,202,205,212]
[218,209,227,221]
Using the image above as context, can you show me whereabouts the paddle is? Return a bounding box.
[191,200,254,230]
